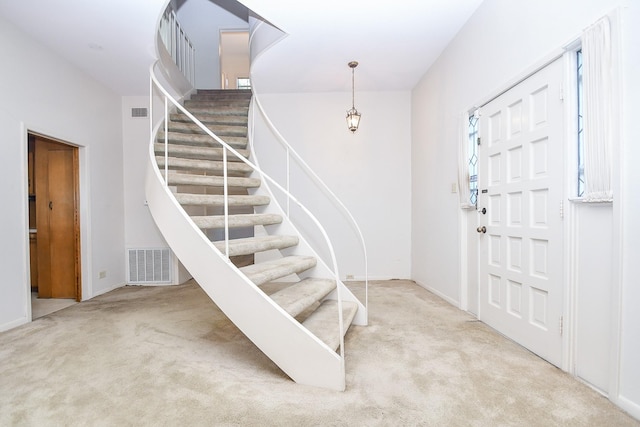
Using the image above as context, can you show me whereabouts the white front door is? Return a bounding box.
[477,59,564,366]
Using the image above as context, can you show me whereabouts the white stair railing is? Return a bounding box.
[148,60,358,376]
[158,7,195,87]
[247,18,369,319]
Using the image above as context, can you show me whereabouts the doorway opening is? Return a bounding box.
[27,133,81,319]
[219,30,249,90]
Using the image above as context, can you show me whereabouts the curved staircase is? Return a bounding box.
[146,87,366,390]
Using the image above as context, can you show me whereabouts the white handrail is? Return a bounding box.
[246,20,369,369]
[250,93,369,310]
[149,61,349,364]
[159,7,195,87]
[249,23,369,311]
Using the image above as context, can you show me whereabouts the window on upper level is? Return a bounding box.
[237,77,251,90]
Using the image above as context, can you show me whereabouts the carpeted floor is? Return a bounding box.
[31,292,77,320]
[0,280,637,426]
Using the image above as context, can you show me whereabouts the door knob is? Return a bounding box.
[477,226,486,234]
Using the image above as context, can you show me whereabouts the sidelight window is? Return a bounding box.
[468,112,479,206]
[577,49,585,197]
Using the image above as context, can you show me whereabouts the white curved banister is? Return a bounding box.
[247,19,369,316]
[149,60,351,366]
[250,93,369,309]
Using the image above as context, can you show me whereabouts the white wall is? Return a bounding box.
[0,16,126,331]
[618,0,640,414]
[122,96,192,285]
[122,96,167,249]
[256,91,412,280]
[176,0,248,89]
[411,0,639,418]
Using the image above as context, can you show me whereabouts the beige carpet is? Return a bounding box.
[31,292,77,320]
[0,280,637,426]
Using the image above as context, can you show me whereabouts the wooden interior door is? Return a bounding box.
[33,135,80,300]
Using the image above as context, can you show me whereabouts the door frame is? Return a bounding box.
[25,130,83,318]
[459,47,576,373]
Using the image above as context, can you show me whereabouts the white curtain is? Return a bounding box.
[582,17,613,202]
[458,112,473,209]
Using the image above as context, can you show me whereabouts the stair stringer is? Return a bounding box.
[145,150,347,391]
[246,168,368,327]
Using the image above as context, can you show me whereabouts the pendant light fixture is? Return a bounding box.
[346,61,361,133]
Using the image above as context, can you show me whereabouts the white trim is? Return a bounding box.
[78,144,92,301]
[458,207,468,312]
[20,123,33,323]
[0,317,29,333]
[21,125,92,305]
[91,281,126,297]
[616,396,640,422]
[606,6,624,411]
[414,279,460,308]
[565,199,579,375]
[563,47,580,375]
[568,197,613,205]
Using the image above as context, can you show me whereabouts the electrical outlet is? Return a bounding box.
[346,274,354,280]
[451,182,458,193]
[99,271,107,279]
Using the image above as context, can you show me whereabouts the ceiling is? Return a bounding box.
[0,0,167,96]
[240,0,484,93]
[0,0,483,95]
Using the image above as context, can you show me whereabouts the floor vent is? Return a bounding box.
[127,248,172,284]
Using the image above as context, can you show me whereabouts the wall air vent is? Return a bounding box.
[127,248,172,284]
[131,107,148,118]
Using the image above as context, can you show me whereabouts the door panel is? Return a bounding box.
[33,136,80,300]
[48,148,77,298]
[477,59,564,366]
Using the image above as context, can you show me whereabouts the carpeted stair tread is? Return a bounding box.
[188,96,252,104]
[186,105,250,116]
[157,131,247,149]
[167,121,247,137]
[170,112,248,126]
[193,89,252,97]
[302,300,359,351]
[191,213,282,229]
[269,278,336,318]
[185,99,251,109]
[240,256,317,286]
[213,235,299,257]
[175,193,270,207]
[166,172,261,188]
[154,143,249,161]
[156,156,252,174]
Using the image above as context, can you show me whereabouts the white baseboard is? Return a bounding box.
[0,316,29,333]
[413,279,461,308]
[89,281,126,299]
[616,395,640,422]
